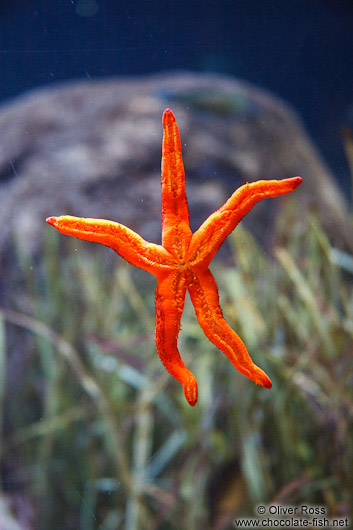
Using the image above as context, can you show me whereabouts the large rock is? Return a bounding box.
[0,71,350,262]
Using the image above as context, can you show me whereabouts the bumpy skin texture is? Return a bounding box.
[47,109,302,406]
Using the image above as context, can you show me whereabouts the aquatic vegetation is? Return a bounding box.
[0,201,352,528]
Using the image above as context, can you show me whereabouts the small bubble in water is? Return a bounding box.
[75,0,99,17]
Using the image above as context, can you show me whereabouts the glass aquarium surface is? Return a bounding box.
[0,1,352,529]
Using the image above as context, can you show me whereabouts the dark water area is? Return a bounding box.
[1,0,352,190]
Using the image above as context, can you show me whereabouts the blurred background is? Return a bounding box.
[1,0,353,190]
[0,1,353,529]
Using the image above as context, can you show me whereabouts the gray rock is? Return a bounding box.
[0,71,350,261]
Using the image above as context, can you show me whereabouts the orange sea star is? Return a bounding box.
[46,109,302,406]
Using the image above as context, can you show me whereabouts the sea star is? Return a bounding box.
[46,109,302,406]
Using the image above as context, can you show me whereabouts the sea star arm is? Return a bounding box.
[155,271,198,406]
[187,177,302,267]
[188,267,272,389]
[161,109,192,258]
[46,215,173,275]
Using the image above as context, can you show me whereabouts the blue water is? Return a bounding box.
[0,0,352,190]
